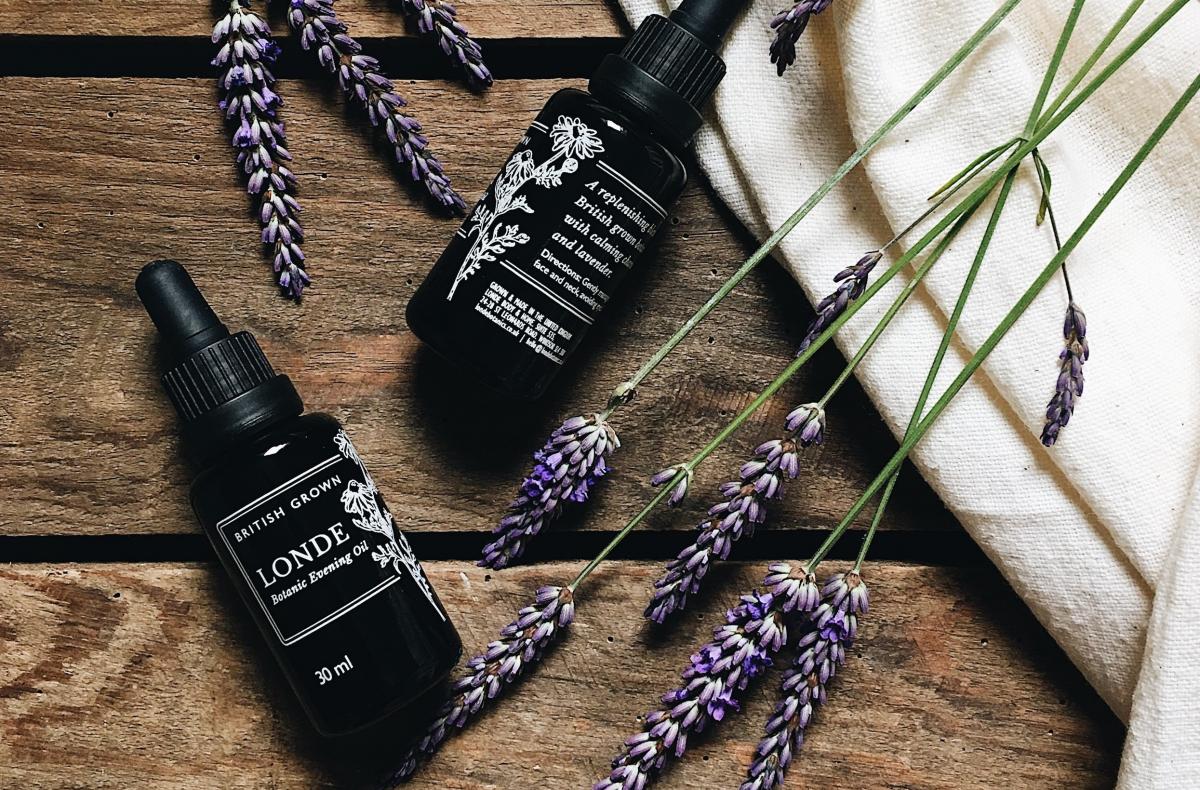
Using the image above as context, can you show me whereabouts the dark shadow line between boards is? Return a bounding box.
[0,35,619,79]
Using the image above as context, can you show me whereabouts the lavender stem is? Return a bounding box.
[600,0,1023,409]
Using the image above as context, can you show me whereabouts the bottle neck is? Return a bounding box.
[183,376,304,466]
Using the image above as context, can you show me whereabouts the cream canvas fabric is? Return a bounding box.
[614,1,1200,785]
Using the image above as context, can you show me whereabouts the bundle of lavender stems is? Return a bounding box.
[381,0,1200,785]
[211,0,490,298]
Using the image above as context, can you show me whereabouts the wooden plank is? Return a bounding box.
[0,77,949,538]
[0,561,1121,788]
[0,0,624,40]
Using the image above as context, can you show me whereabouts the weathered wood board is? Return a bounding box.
[0,561,1121,789]
[0,77,949,539]
[0,2,1125,785]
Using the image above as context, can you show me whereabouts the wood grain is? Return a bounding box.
[0,561,1121,789]
[0,77,950,539]
[0,0,624,40]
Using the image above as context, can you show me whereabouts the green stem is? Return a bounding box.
[574,204,978,590]
[1037,0,1148,128]
[927,138,1019,202]
[884,140,1015,250]
[815,210,977,410]
[1033,150,1074,299]
[854,472,896,571]
[575,0,1190,592]
[846,168,1020,570]
[816,70,1200,571]
[601,0,1026,414]
[850,0,1086,570]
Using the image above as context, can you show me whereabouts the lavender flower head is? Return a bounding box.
[797,250,880,354]
[645,403,828,624]
[644,438,804,623]
[769,0,834,77]
[784,402,825,446]
[596,585,799,789]
[742,571,868,790]
[287,0,466,212]
[480,414,619,569]
[398,0,493,88]
[651,464,693,507]
[1041,302,1088,446]
[212,0,309,298]
[383,585,575,785]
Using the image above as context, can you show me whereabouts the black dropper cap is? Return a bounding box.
[136,260,302,463]
[589,0,745,147]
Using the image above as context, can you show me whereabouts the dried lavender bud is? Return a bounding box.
[651,464,692,507]
[644,438,802,623]
[742,571,868,790]
[796,250,881,354]
[397,0,493,88]
[596,588,796,789]
[212,0,309,298]
[481,415,619,569]
[1041,302,1088,446]
[784,402,825,446]
[769,0,833,77]
[763,562,820,613]
[287,0,467,212]
[383,585,575,785]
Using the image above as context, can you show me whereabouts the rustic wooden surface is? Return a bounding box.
[0,2,1122,788]
[0,562,1121,789]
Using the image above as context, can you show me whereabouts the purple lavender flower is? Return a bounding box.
[481,414,619,569]
[651,464,692,507]
[742,571,868,790]
[383,585,575,785]
[212,0,309,298]
[596,586,798,789]
[796,250,880,354]
[784,402,825,446]
[287,0,466,213]
[645,437,804,624]
[1041,302,1088,446]
[769,0,833,77]
[397,0,493,88]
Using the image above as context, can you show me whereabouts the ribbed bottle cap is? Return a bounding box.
[136,260,302,462]
[620,15,726,108]
[162,331,276,420]
[590,0,743,145]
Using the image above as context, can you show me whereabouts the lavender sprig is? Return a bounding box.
[742,571,868,790]
[650,464,692,507]
[1041,302,1088,446]
[287,0,466,212]
[383,585,575,785]
[396,0,493,88]
[213,0,309,298]
[796,251,881,354]
[480,415,619,569]
[769,0,833,77]
[644,406,823,624]
[596,577,807,790]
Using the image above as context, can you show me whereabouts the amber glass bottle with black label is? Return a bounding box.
[137,261,461,737]
[407,0,744,400]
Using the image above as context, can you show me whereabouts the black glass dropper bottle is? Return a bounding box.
[406,0,745,400]
[137,260,461,737]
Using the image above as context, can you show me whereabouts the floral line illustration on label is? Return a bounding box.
[447,114,606,301]
[333,431,445,621]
